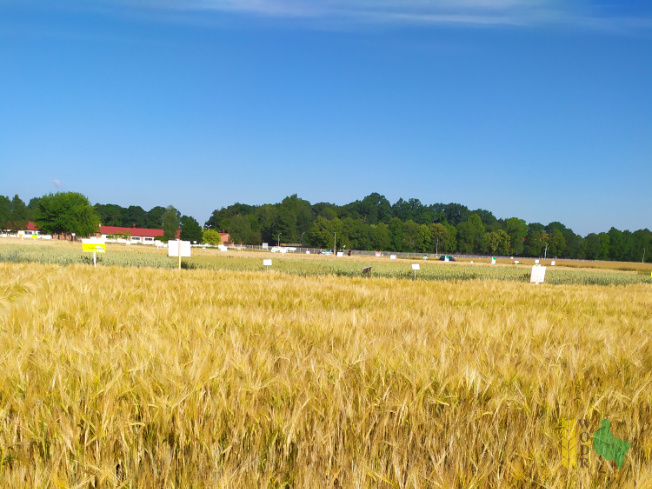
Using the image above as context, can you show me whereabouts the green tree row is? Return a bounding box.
[0,195,30,232]
[204,193,651,262]
[4,192,650,262]
[2,193,203,243]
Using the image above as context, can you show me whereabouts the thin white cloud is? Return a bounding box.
[50,179,63,189]
[149,0,557,25]
[80,0,652,30]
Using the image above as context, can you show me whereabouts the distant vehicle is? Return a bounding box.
[439,255,456,262]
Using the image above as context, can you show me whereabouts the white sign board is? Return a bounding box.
[375,252,382,257]
[218,245,228,252]
[263,259,272,266]
[444,256,449,262]
[551,260,556,266]
[82,237,106,245]
[530,265,546,284]
[411,264,420,270]
[491,257,496,264]
[262,242,269,249]
[336,251,344,257]
[168,240,191,257]
[390,255,397,260]
[82,238,106,253]
[535,259,540,264]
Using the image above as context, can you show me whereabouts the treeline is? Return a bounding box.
[204,193,650,262]
[0,194,203,243]
[1,192,650,262]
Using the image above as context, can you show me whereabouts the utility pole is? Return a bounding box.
[334,232,337,254]
[643,248,646,263]
[544,242,548,259]
[277,233,281,248]
[436,237,439,256]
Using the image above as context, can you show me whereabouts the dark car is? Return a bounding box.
[439,255,456,262]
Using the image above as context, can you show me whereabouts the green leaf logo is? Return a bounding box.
[592,419,631,469]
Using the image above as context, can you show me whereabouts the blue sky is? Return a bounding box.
[1,0,650,235]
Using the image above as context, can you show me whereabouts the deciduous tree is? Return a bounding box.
[162,206,180,242]
[180,215,203,243]
[34,192,100,238]
[202,229,222,245]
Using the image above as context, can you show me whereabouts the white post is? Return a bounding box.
[178,238,181,270]
[93,252,96,267]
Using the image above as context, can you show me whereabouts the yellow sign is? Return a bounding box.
[82,243,106,253]
[32,234,37,239]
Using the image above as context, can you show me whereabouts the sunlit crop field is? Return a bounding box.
[1,260,650,488]
[1,239,650,286]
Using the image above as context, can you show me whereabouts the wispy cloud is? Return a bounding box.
[121,0,651,30]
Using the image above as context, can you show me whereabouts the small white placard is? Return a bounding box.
[530,265,546,284]
[263,259,272,266]
[218,245,228,251]
[551,260,556,266]
[375,252,382,257]
[491,257,496,264]
[168,240,192,257]
[390,255,397,260]
[336,251,344,257]
[535,259,540,264]
[411,264,420,270]
[262,242,269,249]
[83,237,106,245]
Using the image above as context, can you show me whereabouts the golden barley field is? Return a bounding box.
[0,261,650,488]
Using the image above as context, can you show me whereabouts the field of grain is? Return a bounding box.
[1,239,650,286]
[1,260,650,488]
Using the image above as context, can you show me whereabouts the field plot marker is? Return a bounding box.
[82,238,106,267]
[263,259,272,273]
[412,263,420,280]
[530,265,546,284]
[168,239,192,269]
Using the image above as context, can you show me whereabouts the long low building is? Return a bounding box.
[15,222,228,245]
[98,225,169,244]
[17,222,175,243]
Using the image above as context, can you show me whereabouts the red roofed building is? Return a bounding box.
[98,225,180,243]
